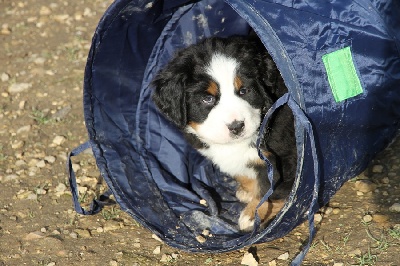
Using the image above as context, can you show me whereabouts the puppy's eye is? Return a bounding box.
[239,87,251,96]
[202,95,216,105]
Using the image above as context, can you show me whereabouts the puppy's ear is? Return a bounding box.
[151,70,187,129]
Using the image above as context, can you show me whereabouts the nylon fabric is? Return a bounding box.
[70,0,400,264]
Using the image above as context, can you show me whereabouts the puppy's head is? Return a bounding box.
[152,37,277,145]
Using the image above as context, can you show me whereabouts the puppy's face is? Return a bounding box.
[152,37,275,146]
[186,53,262,144]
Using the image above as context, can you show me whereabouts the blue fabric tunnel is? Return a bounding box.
[68,0,400,264]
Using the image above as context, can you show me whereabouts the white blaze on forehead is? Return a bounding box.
[205,53,238,96]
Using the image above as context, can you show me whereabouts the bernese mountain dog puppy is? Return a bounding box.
[151,36,296,231]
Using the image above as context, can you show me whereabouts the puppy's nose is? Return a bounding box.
[227,120,245,135]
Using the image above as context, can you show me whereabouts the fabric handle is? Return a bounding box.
[67,141,114,215]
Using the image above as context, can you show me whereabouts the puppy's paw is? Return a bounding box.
[238,212,255,232]
[236,188,253,203]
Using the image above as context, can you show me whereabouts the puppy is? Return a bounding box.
[151,36,296,231]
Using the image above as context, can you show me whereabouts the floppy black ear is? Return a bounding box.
[151,70,187,129]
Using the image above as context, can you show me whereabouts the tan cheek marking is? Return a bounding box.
[206,81,219,96]
[234,76,243,91]
[249,151,274,167]
[188,121,199,130]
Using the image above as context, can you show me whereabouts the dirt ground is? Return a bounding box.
[1,1,400,265]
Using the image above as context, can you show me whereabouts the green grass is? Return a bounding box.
[101,206,121,220]
[30,109,53,125]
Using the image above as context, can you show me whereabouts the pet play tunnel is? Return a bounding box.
[68,0,400,264]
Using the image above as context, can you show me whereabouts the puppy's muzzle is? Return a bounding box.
[227,120,245,136]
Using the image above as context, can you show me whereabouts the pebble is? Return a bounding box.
[17,125,31,134]
[160,254,173,263]
[195,235,206,243]
[39,6,52,16]
[152,234,163,243]
[44,156,56,164]
[8,83,32,93]
[153,245,161,255]
[362,214,373,223]
[1,72,10,82]
[268,260,277,266]
[24,231,45,241]
[372,164,384,173]
[333,263,344,266]
[314,213,323,223]
[389,203,400,213]
[74,229,91,238]
[381,177,390,184]
[52,135,66,146]
[109,260,118,266]
[277,252,289,261]
[241,252,258,266]
[36,160,46,168]
[354,180,377,193]
[348,248,362,257]
[11,140,24,149]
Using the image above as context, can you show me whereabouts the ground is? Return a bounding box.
[1,1,400,265]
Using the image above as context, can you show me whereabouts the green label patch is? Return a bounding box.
[322,46,363,102]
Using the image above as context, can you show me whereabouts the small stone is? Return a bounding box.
[268,260,277,266]
[202,229,210,236]
[200,199,207,206]
[382,191,389,196]
[17,125,31,134]
[75,229,91,238]
[27,193,38,200]
[52,135,66,146]
[348,248,362,257]
[160,254,172,263]
[44,156,56,164]
[241,252,258,266]
[11,140,24,149]
[314,213,323,223]
[46,262,56,266]
[153,245,161,255]
[355,180,377,193]
[36,188,47,195]
[372,165,384,173]
[24,231,45,240]
[381,177,390,184]
[55,183,67,192]
[39,6,52,16]
[324,207,333,215]
[171,253,179,259]
[8,83,32,93]
[333,263,344,266]
[362,214,373,223]
[1,72,10,82]
[40,227,48,233]
[277,252,289,261]
[19,100,26,109]
[109,260,118,266]
[196,235,206,243]
[389,203,400,213]
[96,227,104,233]
[36,160,46,168]
[4,174,18,182]
[152,234,163,243]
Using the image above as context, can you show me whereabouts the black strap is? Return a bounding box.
[67,141,114,215]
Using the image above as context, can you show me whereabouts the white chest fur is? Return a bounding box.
[199,137,260,179]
